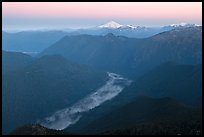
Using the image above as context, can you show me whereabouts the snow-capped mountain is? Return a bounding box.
[98,21,123,29]
[98,21,148,30]
[98,21,201,30]
[126,25,137,29]
[61,21,202,38]
[160,22,201,33]
[168,22,200,28]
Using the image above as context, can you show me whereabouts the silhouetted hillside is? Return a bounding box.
[81,96,202,135]
[2,50,33,73]
[9,124,69,135]
[2,54,107,134]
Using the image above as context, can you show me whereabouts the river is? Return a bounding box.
[40,72,132,130]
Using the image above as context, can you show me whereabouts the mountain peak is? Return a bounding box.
[169,22,200,27]
[126,25,136,29]
[99,21,123,29]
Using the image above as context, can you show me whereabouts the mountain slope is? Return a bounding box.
[9,124,69,135]
[40,26,202,78]
[80,96,202,135]
[2,54,108,134]
[9,124,74,135]
[39,33,139,77]
[120,62,202,106]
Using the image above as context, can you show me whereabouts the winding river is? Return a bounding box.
[40,72,132,130]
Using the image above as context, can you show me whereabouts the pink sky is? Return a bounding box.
[2,2,202,30]
[3,2,202,20]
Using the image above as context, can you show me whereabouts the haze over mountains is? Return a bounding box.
[2,21,202,135]
[40,26,202,78]
[2,21,201,53]
[2,31,69,53]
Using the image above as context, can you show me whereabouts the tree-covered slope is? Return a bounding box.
[2,53,107,134]
[81,96,202,135]
[2,50,33,73]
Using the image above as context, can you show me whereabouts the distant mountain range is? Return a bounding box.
[40,26,202,78]
[67,21,201,38]
[2,31,70,53]
[97,21,200,29]
[2,21,201,53]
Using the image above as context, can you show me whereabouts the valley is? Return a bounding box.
[2,2,202,135]
[40,72,131,130]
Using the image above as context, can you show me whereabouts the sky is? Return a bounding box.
[2,2,202,31]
